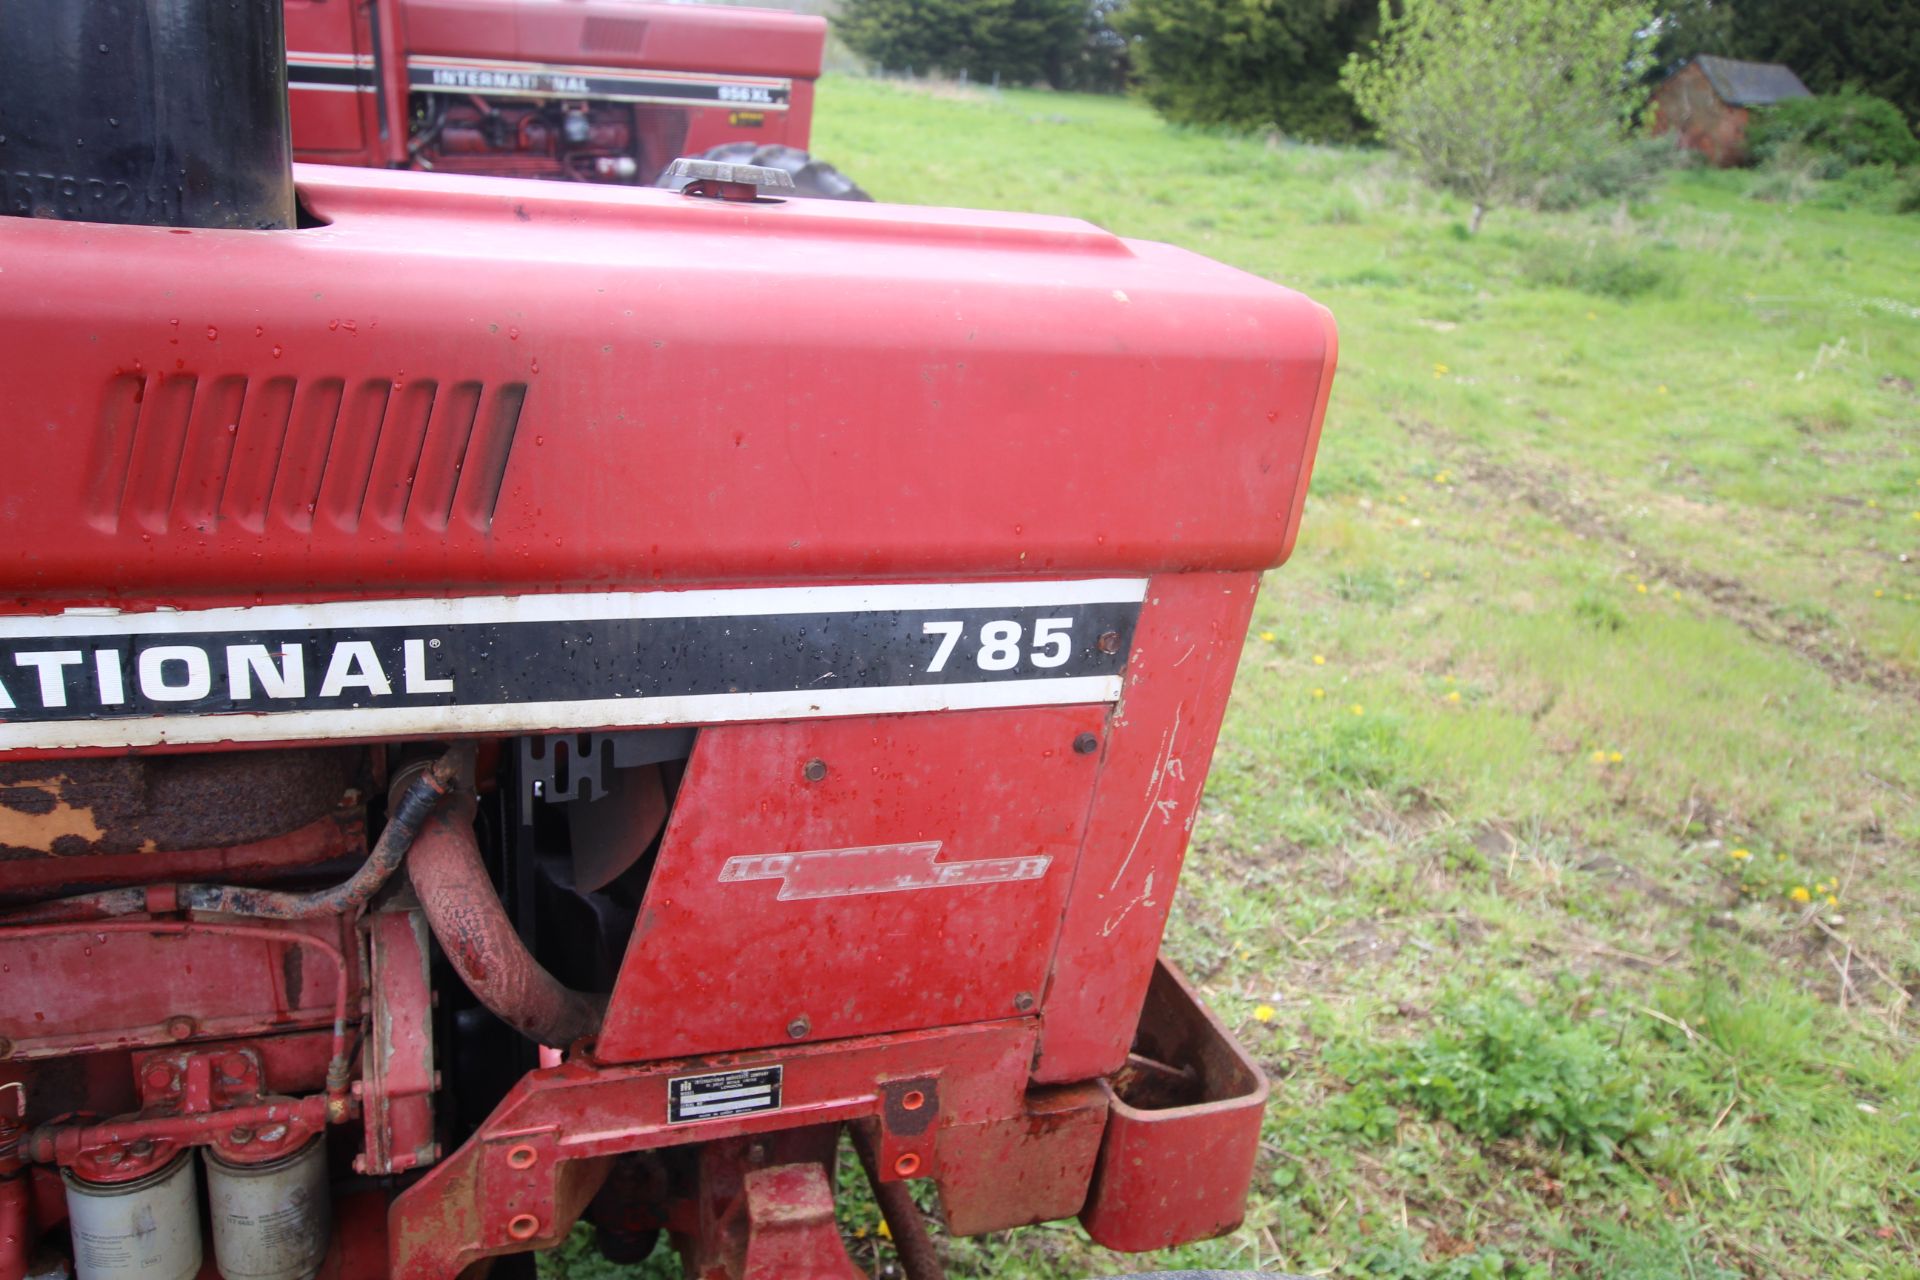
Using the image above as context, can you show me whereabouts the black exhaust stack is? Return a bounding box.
[0,0,295,229]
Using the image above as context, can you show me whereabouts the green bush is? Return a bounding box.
[1533,134,1677,211]
[1328,991,1658,1157]
[1747,92,1920,170]
[1523,239,1673,300]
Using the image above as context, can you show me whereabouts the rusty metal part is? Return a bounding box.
[357,904,438,1176]
[407,789,604,1048]
[0,749,358,859]
[27,1093,331,1172]
[177,744,473,920]
[0,920,353,1128]
[853,1127,945,1280]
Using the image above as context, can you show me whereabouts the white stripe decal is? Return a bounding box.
[0,580,1147,640]
[0,678,1123,751]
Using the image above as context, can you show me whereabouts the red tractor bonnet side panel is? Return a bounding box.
[595,705,1109,1061]
[284,0,380,162]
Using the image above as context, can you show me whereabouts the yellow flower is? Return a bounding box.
[877,1220,892,1241]
[1657,385,1668,395]
[1867,499,1878,508]
[1253,1004,1276,1023]
[1873,589,1885,599]
[1826,894,1838,907]
[1312,654,1326,665]
[1635,583,1648,594]
[1349,704,1365,716]
[1433,363,1450,375]
[1259,630,1277,642]
[1672,590,1683,601]
[1312,687,1326,699]
[1729,848,1752,861]
[1790,886,1811,904]
[1590,750,1608,764]
[1433,470,1450,484]
[1586,311,1597,320]
[1445,690,1462,703]
[1609,751,1623,763]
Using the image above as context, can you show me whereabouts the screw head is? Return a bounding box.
[1072,732,1099,755]
[1013,991,1036,1012]
[787,1015,811,1039]
[802,758,827,783]
[165,1016,195,1040]
[1097,630,1121,654]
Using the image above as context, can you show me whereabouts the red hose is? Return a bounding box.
[406,794,604,1049]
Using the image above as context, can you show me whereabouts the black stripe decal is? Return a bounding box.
[407,62,789,107]
[288,62,376,90]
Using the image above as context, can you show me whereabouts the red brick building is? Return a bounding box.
[1652,55,1812,166]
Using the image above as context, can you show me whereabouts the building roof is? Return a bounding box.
[1691,55,1812,106]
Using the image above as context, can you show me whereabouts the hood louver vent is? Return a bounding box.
[86,373,524,536]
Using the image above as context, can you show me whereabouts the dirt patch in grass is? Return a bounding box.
[1412,419,1920,702]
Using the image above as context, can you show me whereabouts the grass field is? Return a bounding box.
[552,77,1920,1280]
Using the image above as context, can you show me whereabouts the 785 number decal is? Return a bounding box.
[922,618,1074,673]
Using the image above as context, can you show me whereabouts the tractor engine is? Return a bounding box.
[408,95,668,183]
[0,3,1336,1279]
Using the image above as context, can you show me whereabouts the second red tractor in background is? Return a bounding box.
[286,0,868,196]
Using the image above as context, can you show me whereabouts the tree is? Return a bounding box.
[1341,0,1654,232]
[836,0,1087,88]
[1118,0,1380,144]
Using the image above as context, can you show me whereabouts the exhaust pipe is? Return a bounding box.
[0,0,295,229]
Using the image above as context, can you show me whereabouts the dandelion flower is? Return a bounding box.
[1826,894,1839,907]
[1874,589,1884,599]
[1590,750,1608,764]
[1312,687,1326,699]
[1729,848,1752,861]
[1635,583,1648,594]
[1446,690,1462,703]
[877,1220,892,1241]
[1433,363,1450,375]
[1253,1004,1276,1023]
[1790,886,1811,904]
[1608,751,1623,763]
[1349,704,1365,716]
[1672,590,1683,601]
[1657,385,1668,395]
[1258,630,1277,642]
[1867,499,1878,508]
[1312,654,1326,665]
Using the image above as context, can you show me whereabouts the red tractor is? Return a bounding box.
[285,0,867,196]
[0,3,1335,1278]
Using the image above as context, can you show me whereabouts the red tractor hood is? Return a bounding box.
[0,164,1334,609]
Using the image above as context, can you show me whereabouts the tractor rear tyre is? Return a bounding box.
[662,142,871,201]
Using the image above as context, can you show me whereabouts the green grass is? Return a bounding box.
[554,77,1920,1279]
